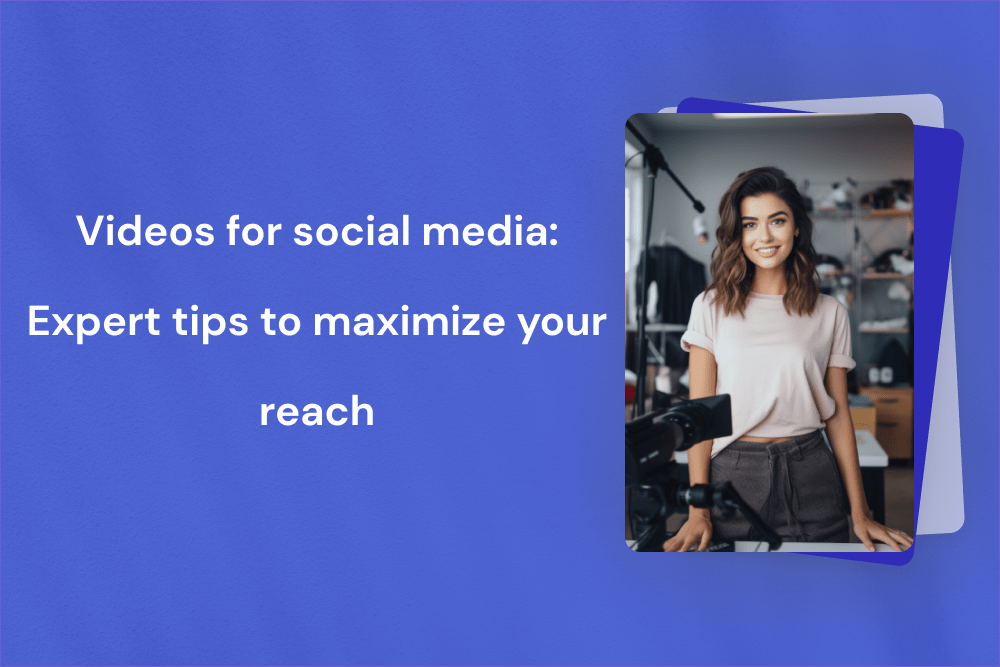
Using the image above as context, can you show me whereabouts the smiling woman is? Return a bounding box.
[740,193,797,272]
[663,167,913,553]
[710,167,819,317]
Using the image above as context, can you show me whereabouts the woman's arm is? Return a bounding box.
[663,345,716,552]
[824,367,914,552]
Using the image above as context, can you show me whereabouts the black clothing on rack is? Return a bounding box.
[635,245,707,368]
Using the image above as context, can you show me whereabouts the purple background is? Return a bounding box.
[2,3,998,664]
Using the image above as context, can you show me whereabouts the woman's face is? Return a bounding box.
[740,192,797,272]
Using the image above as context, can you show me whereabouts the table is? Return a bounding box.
[626,540,899,553]
[734,541,898,552]
[671,429,889,524]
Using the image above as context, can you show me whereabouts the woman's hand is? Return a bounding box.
[663,513,713,552]
[853,515,914,552]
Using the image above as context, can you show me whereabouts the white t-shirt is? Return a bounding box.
[681,290,856,457]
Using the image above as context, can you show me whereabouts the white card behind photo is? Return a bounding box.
[660,94,963,535]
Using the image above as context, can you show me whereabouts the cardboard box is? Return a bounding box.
[860,386,914,459]
[850,406,877,433]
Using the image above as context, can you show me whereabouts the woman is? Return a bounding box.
[664,167,913,552]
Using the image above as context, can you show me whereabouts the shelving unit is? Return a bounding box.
[805,182,913,372]
[852,190,914,461]
[807,180,915,461]
[851,200,913,376]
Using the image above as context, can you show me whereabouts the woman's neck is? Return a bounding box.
[751,266,788,295]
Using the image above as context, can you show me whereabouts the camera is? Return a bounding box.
[626,395,781,551]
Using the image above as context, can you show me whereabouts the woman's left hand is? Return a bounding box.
[853,515,914,552]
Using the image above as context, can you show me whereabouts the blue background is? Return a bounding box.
[2,3,997,665]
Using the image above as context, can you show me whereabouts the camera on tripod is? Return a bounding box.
[626,394,782,552]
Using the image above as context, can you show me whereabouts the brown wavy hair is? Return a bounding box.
[706,166,819,317]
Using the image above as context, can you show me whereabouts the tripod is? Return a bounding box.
[626,118,705,417]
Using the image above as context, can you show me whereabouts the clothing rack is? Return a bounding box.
[627,323,688,368]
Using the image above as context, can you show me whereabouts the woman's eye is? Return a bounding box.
[772,218,786,225]
[743,222,756,230]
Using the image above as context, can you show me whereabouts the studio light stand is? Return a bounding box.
[626,119,706,417]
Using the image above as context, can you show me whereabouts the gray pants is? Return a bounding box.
[710,431,851,543]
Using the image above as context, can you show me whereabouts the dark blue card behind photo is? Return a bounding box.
[2,3,997,665]
[675,97,964,565]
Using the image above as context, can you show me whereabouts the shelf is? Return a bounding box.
[862,272,913,280]
[863,209,913,218]
[813,208,853,218]
[859,327,909,334]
